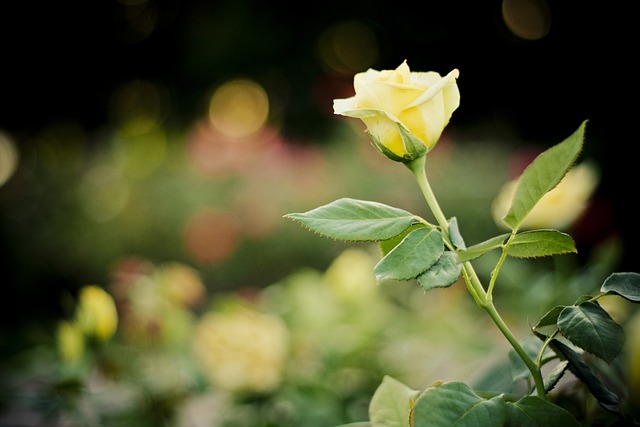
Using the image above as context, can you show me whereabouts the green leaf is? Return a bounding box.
[456,234,509,263]
[369,376,420,427]
[379,223,427,256]
[411,382,506,427]
[543,360,569,393]
[374,228,444,282]
[506,230,576,258]
[417,252,462,291]
[285,198,416,241]
[505,396,580,427]
[540,334,619,405]
[448,217,466,249]
[601,272,640,302]
[502,121,586,229]
[533,305,566,330]
[557,302,624,363]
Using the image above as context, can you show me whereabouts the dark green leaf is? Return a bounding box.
[505,396,580,427]
[417,252,462,291]
[558,302,624,363]
[456,234,509,263]
[601,272,640,302]
[503,121,586,229]
[533,305,566,330]
[506,230,576,258]
[285,198,416,241]
[542,335,619,405]
[543,360,569,393]
[573,294,594,305]
[374,228,444,282]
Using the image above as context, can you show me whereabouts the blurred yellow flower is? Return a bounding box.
[75,285,119,341]
[492,161,599,230]
[334,61,460,162]
[193,307,289,393]
[57,320,85,364]
[324,248,377,301]
[156,262,206,308]
[119,274,196,348]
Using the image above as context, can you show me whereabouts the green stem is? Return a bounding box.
[405,157,546,399]
[487,231,517,298]
[484,302,546,398]
[405,157,450,237]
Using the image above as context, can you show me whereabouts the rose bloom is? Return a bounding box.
[192,308,289,393]
[492,162,599,230]
[333,61,460,162]
[75,285,119,341]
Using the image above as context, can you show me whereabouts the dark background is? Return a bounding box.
[1,1,635,142]
[0,0,637,345]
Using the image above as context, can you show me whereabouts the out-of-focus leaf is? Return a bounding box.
[369,376,420,427]
[508,337,543,382]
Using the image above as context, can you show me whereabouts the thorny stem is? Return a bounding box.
[405,157,547,399]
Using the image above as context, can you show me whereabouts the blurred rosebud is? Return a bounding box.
[57,320,85,364]
[323,248,377,301]
[75,285,119,341]
[156,262,206,308]
[492,161,599,230]
[193,307,289,394]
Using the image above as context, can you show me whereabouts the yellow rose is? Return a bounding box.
[75,285,119,341]
[492,162,599,230]
[333,61,460,162]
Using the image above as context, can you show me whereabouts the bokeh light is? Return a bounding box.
[183,208,240,264]
[115,0,158,44]
[109,79,170,136]
[501,0,551,40]
[208,79,269,139]
[78,164,131,223]
[318,20,379,74]
[0,130,18,187]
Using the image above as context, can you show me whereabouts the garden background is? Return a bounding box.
[0,1,638,425]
